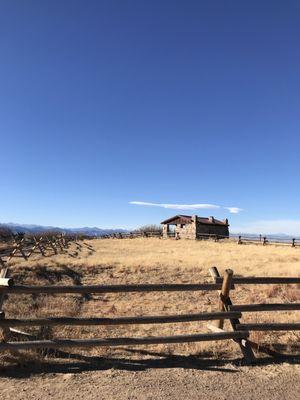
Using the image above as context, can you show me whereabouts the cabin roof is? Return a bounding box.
[160,214,229,226]
[160,215,192,225]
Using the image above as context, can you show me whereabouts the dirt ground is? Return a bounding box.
[0,359,299,399]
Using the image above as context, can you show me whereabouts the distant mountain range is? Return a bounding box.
[0,223,128,237]
[0,222,296,239]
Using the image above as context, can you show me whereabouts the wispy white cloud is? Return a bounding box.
[231,219,300,236]
[129,201,242,214]
[225,207,243,214]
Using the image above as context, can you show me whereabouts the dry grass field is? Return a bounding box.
[10,236,300,275]
[1,238,298,362]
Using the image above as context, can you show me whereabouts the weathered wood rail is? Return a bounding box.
[0,311,242,327]
[236,323,300,331]
[0,266,298,364]
[214,276,300,285]
[229,303,300,312]
[0,331,250,351]
[2,282,224,294]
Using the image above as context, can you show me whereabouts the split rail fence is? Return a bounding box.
[0,234,72,266]
[0,266,299,363]
[96,231,300,248]
[98,231,162,239]
[237,235,300,247]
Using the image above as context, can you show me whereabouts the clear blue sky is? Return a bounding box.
[1,1,300,234]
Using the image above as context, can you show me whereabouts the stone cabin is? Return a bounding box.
[161,215,229,239]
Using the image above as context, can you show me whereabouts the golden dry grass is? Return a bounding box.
[2,238,300,364]
[10,237,300,275]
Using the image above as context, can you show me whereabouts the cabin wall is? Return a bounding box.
[162,224,169,238]
[196,223,229,238]
[175,221,196,239]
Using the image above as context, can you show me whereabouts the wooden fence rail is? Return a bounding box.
[0,331,250,351]
[236,323,300,331]
[228,303,300,312]
[214,276,300,285]
[2,282,224,294]
[0,311,242,327]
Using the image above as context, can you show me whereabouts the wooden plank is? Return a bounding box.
[215,276,300,285]
[207,323,226,333]
[0,331,249,350]
[47,238,57,254]
[8,238,28,261]
[207,323,251,355]
[35,237,46,256]
[9,328,38,340]
[25,238,38,257]
[237,323,300,331]
[18,245,29,260]
[209,267,219,282]
[0,311,242,327]
[223,299,256,362]
[229,303,300,312]
[5,282,224,294]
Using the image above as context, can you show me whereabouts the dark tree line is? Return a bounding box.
[134,224,162,234]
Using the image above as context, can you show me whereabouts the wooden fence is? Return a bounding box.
[0,266,298,364]
[0,234,72,266]
[208,267,300,334]
[237,235,300,247]
[3,230,299,248]
[98,231,162,239]
[95,231,300,247]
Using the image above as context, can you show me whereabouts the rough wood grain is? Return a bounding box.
[0,331,250,350]
[0,311,242,327]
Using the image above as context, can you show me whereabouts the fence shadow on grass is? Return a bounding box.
[0,345,299,378]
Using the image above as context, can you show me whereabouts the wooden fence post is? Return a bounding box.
[0,268,10,341]
[209,267,255,363]
[217,269,233,329]
[47,237,57,254]
[8,238,27,261]
[36,237,46,256]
